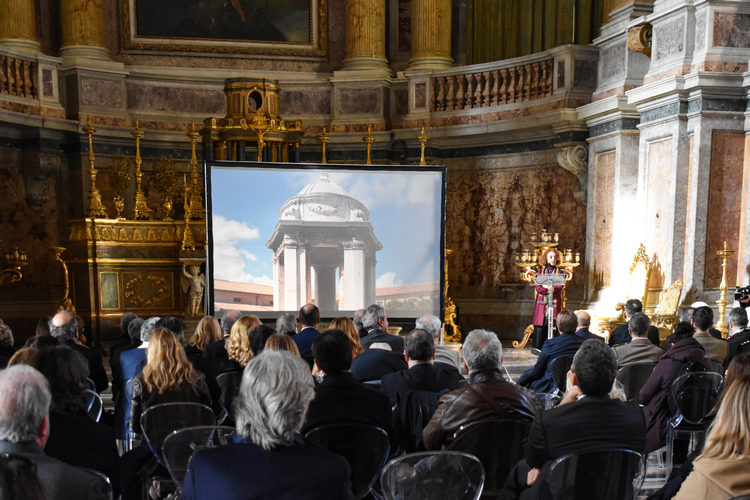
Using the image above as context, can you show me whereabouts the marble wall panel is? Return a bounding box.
[280,90,331,115]
[683,134,694,277]
[705,132,744,287]
[592,151,615,288]
[645,138,674,289]
[445,162,586,289]
[339,89,380,114]
[654,17,684,61]
[695,11,706,51]
[601,44,626,83]
[713,13,750,48]
[126,84,225,114]
[80,77,124,108]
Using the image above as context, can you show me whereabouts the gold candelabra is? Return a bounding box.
[444,249,462,343]
[417,127,429,166]
[715,240,734,337]
[131,121,152,220]
[186,123,205,220]
[181,175,197,251]
[52,246,75,313]
[318,127,330,164]
[0,244,28,285]
[83,120,107,218]
[363,126,374,164]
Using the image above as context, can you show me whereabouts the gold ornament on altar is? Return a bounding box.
[715,241,735,337]
[181,176,197,251]
[53,246,75,313]
[131,121,152,220]
[186,123,205,221]
[363,126,374,164]
[109,154,131,220]
[443,249,462,343]
[153,156,177,221]
[417,127,429,166]
[512,228,580,348]
[82,120,107,218]
[318,127,330,164]
[0,242,28,285]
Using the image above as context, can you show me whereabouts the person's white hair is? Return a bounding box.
[234,350,314,450]
[0,365,51,443]
[362,304,385,331]
[415,314,442,339]
[462,329,503,372]
[140,317,161,343]
[275,312,297,335]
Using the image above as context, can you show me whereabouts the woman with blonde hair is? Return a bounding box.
[130,328,211,434]
[329,317,363,357]
[188,315,223,353]
[226,315,261,369]
[674,368,750,499]
[264,332,301,357]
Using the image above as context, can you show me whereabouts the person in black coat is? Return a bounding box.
[49,311,108,393]
[608,299,661,347]
[359,304,404,353]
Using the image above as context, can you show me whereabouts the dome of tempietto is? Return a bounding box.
[279,174,370,222]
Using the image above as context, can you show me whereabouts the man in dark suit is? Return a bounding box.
[574,310,603,341]
[49,311,108,393]
[350,343,407,382]
[359,304,404,353]
[182,350,352,500]
[293,303,321,368]
[608,299,660,347]
[613,312,663,367]
[303,329,395,443]
[504,340,646,500]
[518,310,584,394]
[727,306,750,366]
[108,312,140,403]
[0,365,111,500]
[381,328,465,406]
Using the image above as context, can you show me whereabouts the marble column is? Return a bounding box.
[342,0,389,73]
[407,0,452,70]
[60,0,110,60]
[272,253,280,310]
[282,238,299,311]
[315,266,337,312]
[0,0,40,53]
[342,239,366,310]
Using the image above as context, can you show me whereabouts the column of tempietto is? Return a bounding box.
[0,0,39,53]
[342,0,452,72]
[60,0,109,60]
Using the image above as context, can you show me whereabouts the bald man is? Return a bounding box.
[293,303,321,368]
[49,311,108,392]
[574,311,602,342]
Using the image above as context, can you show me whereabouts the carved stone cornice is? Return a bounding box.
[627,23,652,58]
[556,143,588,203]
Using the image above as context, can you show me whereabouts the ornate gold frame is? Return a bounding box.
[121,0,327,58]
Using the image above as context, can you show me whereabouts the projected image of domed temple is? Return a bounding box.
[265,174,382,311]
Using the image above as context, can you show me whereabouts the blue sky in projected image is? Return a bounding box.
[210,167,442,288]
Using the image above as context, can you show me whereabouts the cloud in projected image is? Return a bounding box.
[376,271,403,288]
[212,215,273,285]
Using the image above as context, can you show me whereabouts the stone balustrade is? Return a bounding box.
[0,52,36,99]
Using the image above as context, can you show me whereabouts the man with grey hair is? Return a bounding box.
[416,313,461,369]
[613,312,663,367]
[423,329,536,450]
[0,365,110,499]
[360,303,404,353]
[727,306,750,366]
[49,310,108,393]
[608,299,660,347]
[276,312,298,336]
[182,351,352,499]
[353,308,367,340]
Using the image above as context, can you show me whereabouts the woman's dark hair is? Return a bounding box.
[249,324,276,357]
[23,335,59,350]
[35,317,51,337]
[34,346,90,414]
[0,453,47,500]
[672,321,695,342]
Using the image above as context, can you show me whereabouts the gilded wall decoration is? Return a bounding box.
[445,165,586,289]
[123,272,173,309]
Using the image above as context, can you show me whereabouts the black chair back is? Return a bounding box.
[393,389,441,452]
[547,448,645,500]
[670,371,724,425]
[615,362,656,403]
[380,451,485,500]
[448,418,531,499]
[141,402,216,465]
[215,370,243,422]
[304,423,390,500]
[550,355,574,393]
[162,425,235,490]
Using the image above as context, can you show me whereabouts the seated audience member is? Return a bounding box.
[182,351,352,500]
[674,365,750,499]
[203,312,252,377]
[35,346,119,495]
[350,342,407,382]
[574,310,602,341]
[360,304,404,353]
[0,320,16,368]
[48,311,108,393]
[415,313,461,369]
[423,329,536,450]
[184,315,222,370]
[613,312,663,367]
[293,304,321,368]
[35,316,51,336]
[353,308,368,340]
[0,365,110,499]
[726,307,750,366]
[692,301,724,339]
[302,330,395,442]
[329,317,364,358]
[692,306,727,364]
[609,299,661,347]
[8,347,39,367]
[109,312,139,402]
[264,333,301,357]
[381,328,464,407]
[640,322,712,453]
[24,334,59,349]
[519,310,584,393]
[275,312,297,336]
[156,316,186,344]
[248,324,276,357]
[503,340,646,500]
[130,328,211,435]
[111,315,143,406]
[225,315,261,371]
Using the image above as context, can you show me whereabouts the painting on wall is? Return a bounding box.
[122,0,325,57]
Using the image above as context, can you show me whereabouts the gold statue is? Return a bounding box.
[183,264,205,317]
